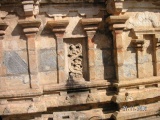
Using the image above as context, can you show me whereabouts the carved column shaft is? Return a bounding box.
[26,33,39,88]
[81,18,102,81]
[56,34,65,83]
[132,37,145,78]
[47,19,69,83]
[18,20,41,88]
[112,29,125,80]
[106,15,128,81]
[86,31,96,80]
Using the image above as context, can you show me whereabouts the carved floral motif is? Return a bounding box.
[68,43,83,79]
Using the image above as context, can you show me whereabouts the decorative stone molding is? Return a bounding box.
[126,12,160,29]
[81,18,102,31]
[18,19,41,88]
[47,19,69,33]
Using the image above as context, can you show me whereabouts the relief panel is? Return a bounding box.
[64,38,88,81]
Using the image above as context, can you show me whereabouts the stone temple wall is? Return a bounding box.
[0,0,160,120]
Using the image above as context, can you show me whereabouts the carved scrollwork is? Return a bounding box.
[68,43,83,79]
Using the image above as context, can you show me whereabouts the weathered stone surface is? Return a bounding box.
[0,0,160,120]
[39,49,57,72]
[4,51,28,74]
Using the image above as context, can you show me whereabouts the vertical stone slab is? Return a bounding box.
[86,31,96,80]
[112,30,124,80]
[26,33,39,88]
[56,34,65,83]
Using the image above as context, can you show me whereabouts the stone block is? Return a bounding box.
[4,51,28,75]
[143,62,154,77]
[39,49,57,72]
[156,49,160,62]
[157,62,160,76]
[123,48,136,64]
[36,35,56,49]
[5,75,30,89]
[89,66,95,80]
[39,71,57,85]
[23,4,34,16]
[88,49,95,66]
[123,64,137,79]
[28,51,38,74]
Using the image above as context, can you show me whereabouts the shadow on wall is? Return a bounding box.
[93,21,116,81]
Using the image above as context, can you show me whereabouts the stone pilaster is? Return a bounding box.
[81,18,102,81]
[18,20,41,88]
[47,19,69,83]
[131,37,145,78]
[106,16,128,81]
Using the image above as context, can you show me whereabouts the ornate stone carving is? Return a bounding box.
[126,12,160,29]
[68,43,83,79]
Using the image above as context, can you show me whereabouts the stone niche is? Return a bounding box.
[64,38,88,81]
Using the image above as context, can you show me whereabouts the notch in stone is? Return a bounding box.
[132,39,144,49]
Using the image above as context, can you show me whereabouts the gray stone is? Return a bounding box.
[4,51,28,75]
[39,49,57,72]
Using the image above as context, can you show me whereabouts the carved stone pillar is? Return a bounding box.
[18,20,41,88]
[106,16,128,81]
[81,18,102,80]
[132,37,145,78]
[47,19,69,83]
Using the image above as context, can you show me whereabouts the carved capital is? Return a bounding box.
[81,18,102,32]
[18,19,41,36]
[106,15,129,31]
[47,19,69,37]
